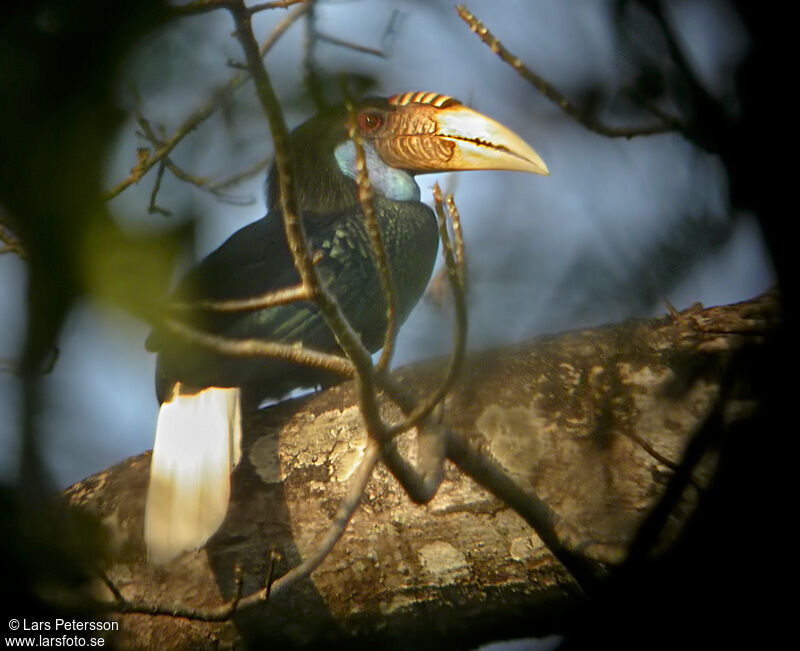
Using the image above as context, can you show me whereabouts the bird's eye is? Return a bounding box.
[358,111,383,133]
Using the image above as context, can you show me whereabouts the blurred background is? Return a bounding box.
[0,0,774,489]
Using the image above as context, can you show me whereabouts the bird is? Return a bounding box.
[143,91,548,563]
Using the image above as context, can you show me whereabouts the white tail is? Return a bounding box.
[144,385,242,564]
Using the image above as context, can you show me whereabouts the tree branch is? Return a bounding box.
[383,184,468,437]
[65,293,779,648]
[103,1,309,201]
[344,101,399,372]
[160,316,355,377]
[0,219,26,259]
[456,5,685,138]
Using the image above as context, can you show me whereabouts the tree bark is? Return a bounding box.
[65,291,780,650]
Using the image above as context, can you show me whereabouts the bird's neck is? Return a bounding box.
[267,142,420,215]
[333,141,420,203]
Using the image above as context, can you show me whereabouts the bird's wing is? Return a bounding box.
[210,207,386,348]
[172,211,339,302]
[147,207,383,353]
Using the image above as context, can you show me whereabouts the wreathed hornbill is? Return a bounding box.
[144,91,548,563]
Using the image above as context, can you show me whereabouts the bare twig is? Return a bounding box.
[446,193,466,286]
[316,31,386,58]
[345,103,399,372]
[222,14,484,600]
[248,0,307,16]
[207,155,272,192]
[136,114,255,208]
[223,2,475,602]
[147,160,171,216]
[169,283,310,313]
[627,0,729,155]
[264,548,281,599]
[104,2,309,201]
[456,5,684,139]
[366,186,468,504]
[100,564,245,621]
[0,221,26,259]
[380,9,404,57]
[300,2,387,109]
[301,2,326,109]
[637,0,717,112]
[161,316,355,378]
[384,184,468,437]
[164,159,257,205]
[622,383,729,569]
[379,423,448,504]
[102,0,562,622]
[227,0,389,450]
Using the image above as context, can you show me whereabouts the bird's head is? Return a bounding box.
[268,91,548,214]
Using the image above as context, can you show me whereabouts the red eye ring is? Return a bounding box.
[358,111,383,133]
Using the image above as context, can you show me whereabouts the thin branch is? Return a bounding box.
[367,186,468,503]
[380,423,447,504]
[224,7,472,598]
[164,159,257,205]
[249,0,308,16]
[227,0,387,448]
[456,5,684,139]
[207,155,272,192]
[147,160,171,216]
[220,13,478,591]
[169,283,310,313]
[100,565,245,621]
[316,31,386,58]
[108,2,509,621]
[631,1,732,156]
[136,114,256,208]
[300,3,387,106]
[384,185,468,437]
[0,221,26,259]
[103,1,309,201]
[161,316,355,378]
[345,104,399,372]
[301,2,326,110]
[380,9,404,57]
[621,382,728,569]
[446,193,466,286]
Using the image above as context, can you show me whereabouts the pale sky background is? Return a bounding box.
[0,0,772,497]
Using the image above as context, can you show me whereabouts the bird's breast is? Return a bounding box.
[313,198,439,348]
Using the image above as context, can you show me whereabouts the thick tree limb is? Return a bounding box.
[65,292,779,649]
